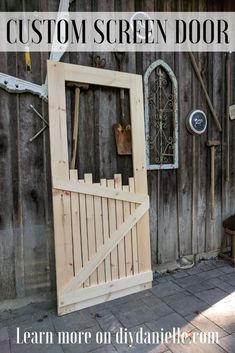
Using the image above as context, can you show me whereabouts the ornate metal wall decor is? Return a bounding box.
[144,59,178,170]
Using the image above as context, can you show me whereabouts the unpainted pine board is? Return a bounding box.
[129,178,139,275]
[53,177,146,203]
[123,185,133,277]
[63,196,149,293]
[114,174,126,278]
[59,271,153,308]
[101,179,111,282]
[70,170,82,276]
[78,179,90,288]
[93,182,106,284]
[84,173,98,286]
[47,61,69,178]
[107,179,119,280]
[52,189,74,293]
[59,278,152,316]
[48,61,74,292]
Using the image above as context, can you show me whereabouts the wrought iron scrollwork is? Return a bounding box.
[144,60,178,170]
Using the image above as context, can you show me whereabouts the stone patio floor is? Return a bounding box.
[1,258,235,353]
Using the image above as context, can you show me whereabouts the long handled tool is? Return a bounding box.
[67,82,89,169]
[189,52,222,132]
[207,140,220,220]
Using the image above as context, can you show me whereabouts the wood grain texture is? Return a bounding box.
[1,0,234,301]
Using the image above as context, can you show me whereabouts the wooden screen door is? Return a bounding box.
[47,61,152,316]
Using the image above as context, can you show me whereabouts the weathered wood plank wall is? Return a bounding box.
[0,0,235,300]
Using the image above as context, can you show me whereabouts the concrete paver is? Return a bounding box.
[0,258,234,353]
[194,287,229,305]
[218,333,235,353]
[161,292,208,317]
[150,281,184,298]
[0,327,9,342]
[0,341,11,353]
[184,313,228,339]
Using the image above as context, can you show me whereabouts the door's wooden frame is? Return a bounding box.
[47,61,152,315]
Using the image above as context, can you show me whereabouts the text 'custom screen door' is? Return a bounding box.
[47,61,152,316]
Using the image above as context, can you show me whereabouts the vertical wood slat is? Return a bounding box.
[123,185,133,277]
[48,62,74,292]
[129,178,139,275]
[84,174,97,285]
[78,179,89,288]
[107,179,119,280]
[70,170,82,276]
[114,174,126,279]
[94,182,105,284]
[130,77,151,274]
[101,179,111,282]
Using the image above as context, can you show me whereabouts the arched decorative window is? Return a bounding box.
[144,59,178,170]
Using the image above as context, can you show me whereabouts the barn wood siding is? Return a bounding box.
[0,0,235,299]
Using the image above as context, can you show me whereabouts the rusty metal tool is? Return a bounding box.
[67,82,89,169]
[207,140,220,220]
[189,52,222,132]
[29,104,48,142]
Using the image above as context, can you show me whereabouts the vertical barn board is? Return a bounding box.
[229,53,235,215]
[2,3,25,300]
[17,0,51,293]
[195,53,208,255]
[191,0,207,255]
[0,52,16,299]
[154,0,179,264]
[39,0,59,294]
[92,0,118,182]
[69,0,93,174]
[176,1,193,258]
[206,52,223,252]
[140,0,158,267]
[229,53,235,211]
[114,0,134,184]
